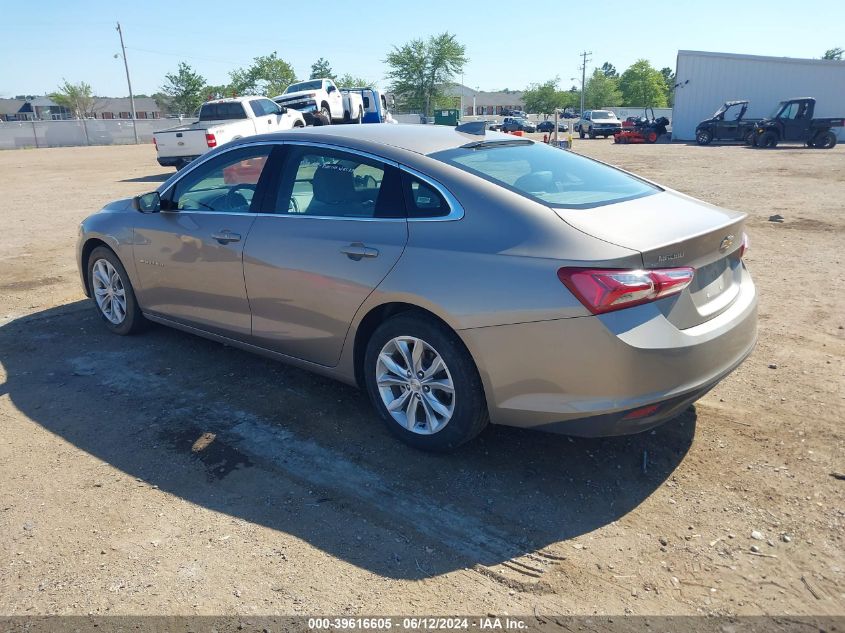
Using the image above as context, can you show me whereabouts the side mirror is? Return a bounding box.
[280,106,288,114]
[133,191,161,213]
[327,85,336,93]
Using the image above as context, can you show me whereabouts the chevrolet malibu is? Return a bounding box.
[77,124,757,451]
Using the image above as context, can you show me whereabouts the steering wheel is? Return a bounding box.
[288,196,300,213]
[224,185,255,211]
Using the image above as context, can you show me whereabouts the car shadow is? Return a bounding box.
[121,173,172,183]
[0,302,696,580]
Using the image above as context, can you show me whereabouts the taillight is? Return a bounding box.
[738,232,749,259]
[205,133,217,148]
[557,266,695,315]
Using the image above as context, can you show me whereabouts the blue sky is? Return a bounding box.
[1,0,838,98]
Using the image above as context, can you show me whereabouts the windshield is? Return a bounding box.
[285,80,323,93]
[768,101,787,118]
[591,111,615,120]
[712,103,729,118]
[431,141,659,208]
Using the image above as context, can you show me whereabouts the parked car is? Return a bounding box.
[153,97,305,169]
[77,125,757,451]
[751,97,842,148]
[500,116,536,133]
[576,110,622,138]
[273,78,364,125]
[536,120,568,133]
[695,100,759,145]
[501,109,528,118]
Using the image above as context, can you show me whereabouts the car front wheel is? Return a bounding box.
[87,246,146,335]
[696,129,713,145]
[364,313,488,451]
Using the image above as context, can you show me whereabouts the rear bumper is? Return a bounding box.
[157,155,199,167]
[459,266,757,436]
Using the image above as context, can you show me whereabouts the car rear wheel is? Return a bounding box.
[696,129,713,145]
[813,130,837,149]
[87,246,146,335]
[364,313,488,451]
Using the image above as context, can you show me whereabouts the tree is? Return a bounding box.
[335,74,375,89]
[823,47,843,60]
[385,32,467,116]
[522,78,566,115]
[600,62,618,78]
[49,80,96,118]
[161,62,206,116]
[310,58,335,80]
[618,59,668,107]
[229,52,296,97]
[583,69,622,109]
[660,67,676,107]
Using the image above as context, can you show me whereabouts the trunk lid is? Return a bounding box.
[554,190,747,329]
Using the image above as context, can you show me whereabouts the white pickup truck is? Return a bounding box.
[153,96,305,169]
[273,78,364,125]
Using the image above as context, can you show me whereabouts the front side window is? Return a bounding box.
[431,140,659,209]
[169,146,273,213]
[275,147,404,218]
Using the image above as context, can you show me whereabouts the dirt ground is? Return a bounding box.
[0,139,843,618]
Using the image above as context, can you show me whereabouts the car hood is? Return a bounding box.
[276,91,317,101]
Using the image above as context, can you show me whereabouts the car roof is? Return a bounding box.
[231,124,526,157]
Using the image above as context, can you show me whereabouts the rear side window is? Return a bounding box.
[274,147,404,218]
[431,141,659,209]
[402,172,450,218]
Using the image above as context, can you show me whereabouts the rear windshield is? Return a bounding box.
[430,141,659,208]
[199,102,247,121]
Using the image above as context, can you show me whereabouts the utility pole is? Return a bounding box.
[115,22,139,144]
[579,50,592,114]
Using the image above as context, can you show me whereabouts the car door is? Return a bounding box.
[249,99,278,134]
[716,104,739,140]
[242,143,408,366]
[132,144,276,338]
[326,82,344,119]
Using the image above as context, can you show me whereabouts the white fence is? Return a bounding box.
[0,118,197,150]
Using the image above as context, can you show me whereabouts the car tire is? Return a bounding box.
[813,130,837,149]
[696,129,713,145]
[87,246,147,336]
[320,105,332,124]
[757,131,778,148]
[364,313,488,452]
[743,130,754,145]
[578,126,585,139]
[588,128,596,139]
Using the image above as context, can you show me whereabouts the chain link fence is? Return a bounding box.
[0,118,197,150]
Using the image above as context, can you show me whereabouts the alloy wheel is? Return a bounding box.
[91,258,127,325]
[375,336,455,435]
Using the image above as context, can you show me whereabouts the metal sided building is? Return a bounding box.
[672,50,845,141]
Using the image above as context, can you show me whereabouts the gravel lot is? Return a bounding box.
[0,139,843,617]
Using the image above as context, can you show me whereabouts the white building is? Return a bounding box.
[671,50,845,141]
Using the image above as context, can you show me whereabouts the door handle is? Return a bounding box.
[340,242,379,261]
[211,231,241,244]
